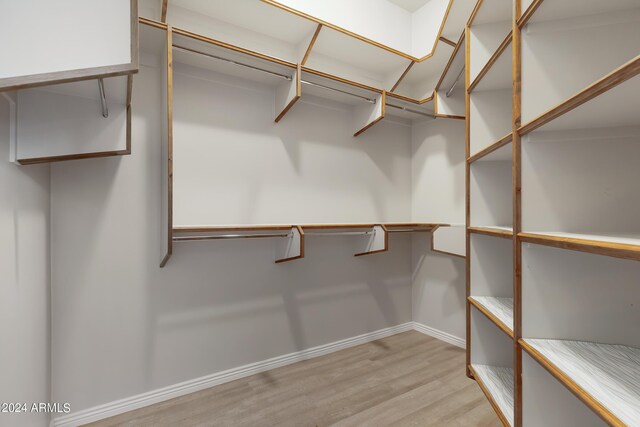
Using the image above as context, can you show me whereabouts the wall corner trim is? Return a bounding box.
[412,322,466,349]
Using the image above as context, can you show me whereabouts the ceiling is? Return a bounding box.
[387,0,431,13]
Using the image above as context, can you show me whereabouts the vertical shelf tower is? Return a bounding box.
[467,0,640,425]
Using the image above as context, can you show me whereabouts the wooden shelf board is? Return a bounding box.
[519,231,640,261]
[520,338,640,426]
[519,56,640,136]
[468,226,513,239]
[174,223,443,233]
[469,364,514,427]
[468,31,512,93]
[468,132,512,163]
[469,296,514,337]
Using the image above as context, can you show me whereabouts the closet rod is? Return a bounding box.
[446,66,465,98]
[388,228,432,233]
[305,231,374,236]
[173,44,376,104]
[386,104,435,118]
[98,78,108,118]
[300,80,376,104]
[173,45,293,80]
[173,233,290,242]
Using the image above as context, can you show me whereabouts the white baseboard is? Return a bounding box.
[52,322,413,427]
[412,321,466,349]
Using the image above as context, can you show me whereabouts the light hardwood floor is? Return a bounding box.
[86,331,500,426]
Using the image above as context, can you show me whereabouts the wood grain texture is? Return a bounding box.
[85,331,501,427]
[468,32,512,94]
[518,232,640,261]
[469,297,514,338]
[302,24,322,65]
[520,339,637,427]
[467,132,512,163]
[518,56,640,135]
[470,365,514,427]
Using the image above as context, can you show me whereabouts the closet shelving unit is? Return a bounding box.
[466,0,515,425]
[0,0,139,164]
[142,16,465,267]
[468,0,640,425]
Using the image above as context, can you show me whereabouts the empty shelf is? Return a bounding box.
[469,226,513,239]
[470,364,515,426]
[521,339,640,426]
[469,296,513,336]
[519,231,640,261]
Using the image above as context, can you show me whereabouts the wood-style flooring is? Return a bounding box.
[86,331,500,426]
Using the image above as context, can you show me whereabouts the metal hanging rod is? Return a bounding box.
[173,44,376,104]
[446,66,465,98]
[305,231,375,236]
[173,233,290,242]
[386,104,435,118]
[98,78,108,118]
[174,45,293,81]
[300,80,376,104]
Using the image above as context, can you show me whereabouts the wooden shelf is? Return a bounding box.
[468,32,512,93]
[175,223,441,233]
[519,232,640,262]
[469,364,515,427]
[469,296,513,337]
[521,338,640,426]
[469,227,513,239]
[520,59,640,135]
[468,133,511,163]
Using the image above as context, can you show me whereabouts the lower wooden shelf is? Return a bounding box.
[469,296,513,337]
[470,364,514,427]
[520,338,640,426]
[519,231,640,261]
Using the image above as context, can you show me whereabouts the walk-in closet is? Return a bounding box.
[1,0,638,426]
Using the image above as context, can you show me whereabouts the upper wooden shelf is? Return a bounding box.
[519,58,640,135]
[519,232,640,262]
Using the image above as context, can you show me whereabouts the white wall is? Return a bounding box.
[0,100,50,426]
[411,118,466,339]
[50,58,413,414]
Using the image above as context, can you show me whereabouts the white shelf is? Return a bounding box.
[523,339,640,426]
[525,74,640,133]
[470,158,513,230]
[393,43,455,100]
[521,1,640,124]
[521,231,640,248]
[470,296,513,334]
[471,364,515,426]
